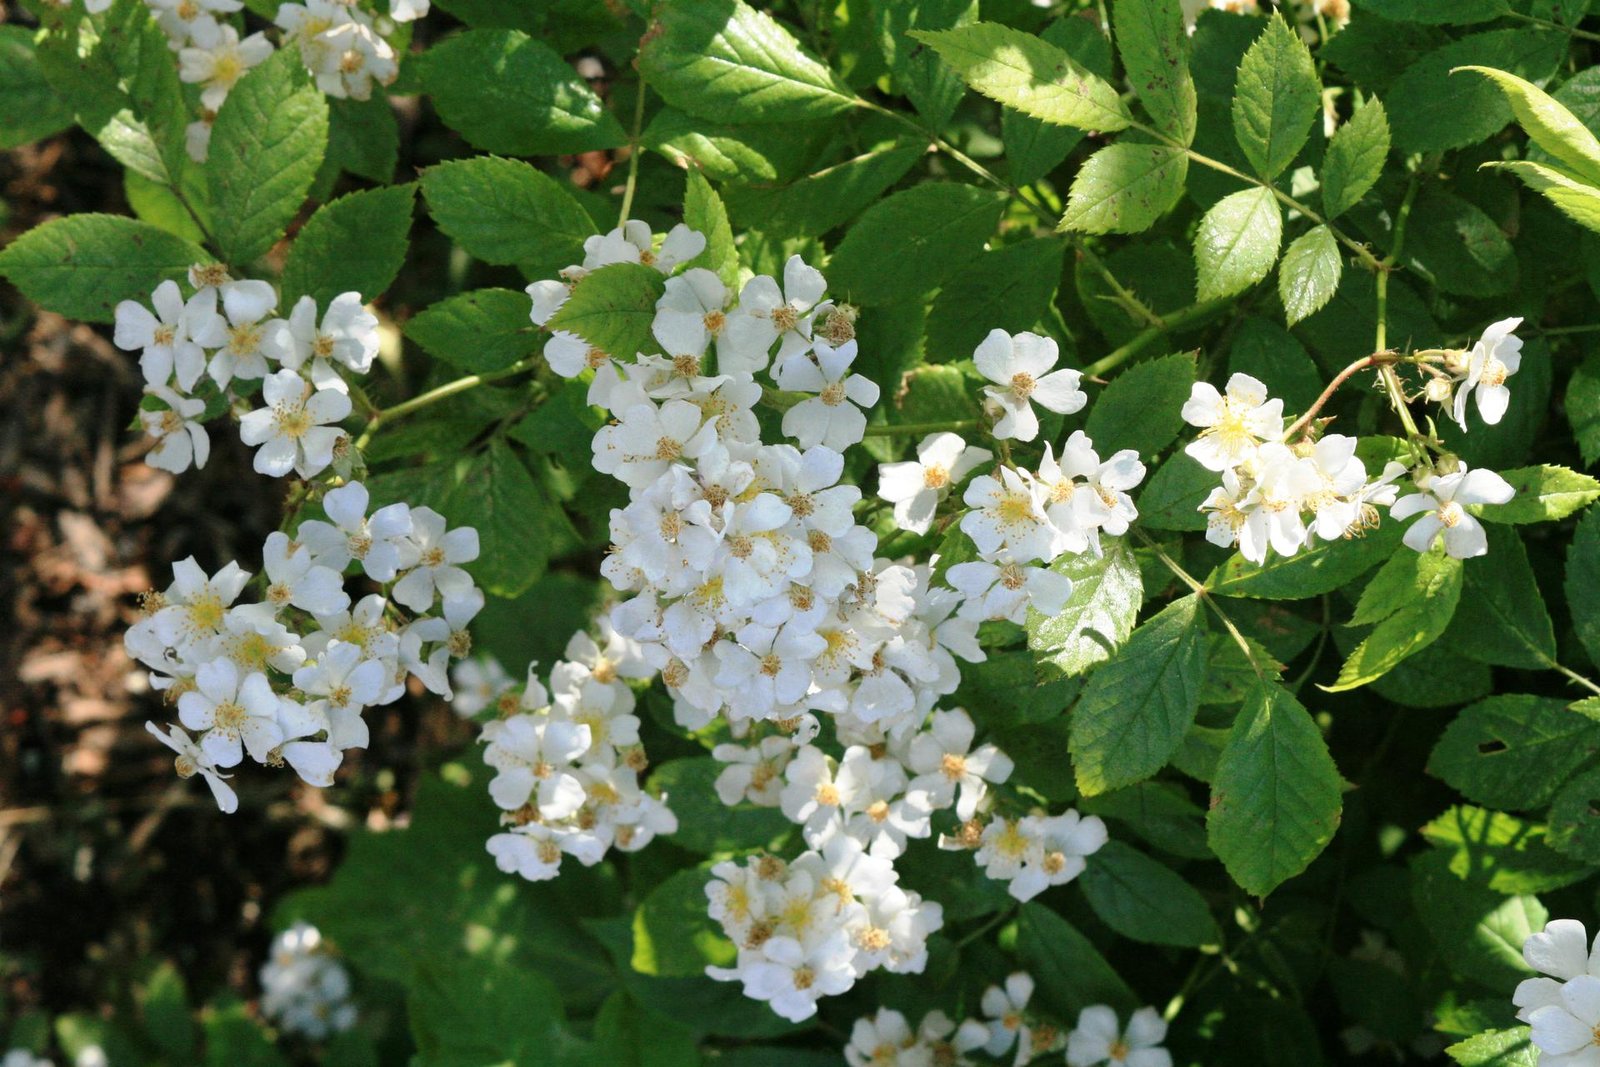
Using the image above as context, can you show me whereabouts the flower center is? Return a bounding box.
[791,965,815,991]
[1109,1039,1130,1061]
[997,493,1034,525]
[815,782,841,807]
[703,309,726,334]
[447,630,472,657]
[941,752,966,780]
[999,563,1026,591]
[227,320,262,355]
[213,52,245,88]
[312,333,336,360]
[187,592,226,633]
[274,404,313,440]
[267,581,293,605]
[771,305,798,333]
[1481,357,1509,387]
[153,324,177,347]
[820,382,846,407]
[866,799,889,823]
[787,491,815,517]
[760,653,782,677]
[177,0,199,18]
[1438,501,1465,528]
[672,354,701,378]
[329,684,353,708]
[727,534,753,559]
[585,347,609,370]
[1043,850,1066,875]
[174,754,198,778]
[654,436,683,461]
[807,530,832,553]
[158,409,185,435]
[346,531,372,558]
[214,700,247,731]
[421,546,446,568]
[923,464,949,489]
[1009,372,1035,400]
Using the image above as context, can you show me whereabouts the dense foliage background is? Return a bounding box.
[11,0,1600,1064]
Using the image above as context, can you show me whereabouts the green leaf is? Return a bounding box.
[0,213,207,324]
[405,289,541,374]
[1078,781,1211,859]
[1474,465,1600,524]
[280,184,413,308]
[1071,595,1206,795]
[1114,0,1197,145]
[1568,354,1600,467]
[642,107,821,185]
[1195,186,1283,301]
[1403,190,1518,298]
[1490,158,1600,235]
[0,26,75,149]
[1027,537,1144,677]
[1080,840,1219,946]
[1208,680,1343,896]
[1060,143,1188,235]
[1326,547,1462,692]
[547,262,668,358]
[423,29,625,154]
[1002,16,1113,185]
[1015,903,1138,1018]
[910,22,1132,131]
[142,962,196,1062]
[408,956,572,1067]
[1084,352,1196,459]
[722,138,925,238]
[278,768,619,1009]
[870,0,978,129]
[202,999,289,1067]
[124,170,206,245]
[1321,98,1390,219]
[327,95,398,184]
[1412,850,1544,991]
[421,156,597,280]
[101,0,193,183]
[648,759,790,854]
[827,183,1005,306]
[1137,453,1213,532]
[1227,316,1323,412]
[451,440,552,599]
[1352,0,1510,23]
[925,238,1066,360]
[1444,1028,1538,1067]
[1231,14,1320,180]
[632,868,736,977]
[1278,225,1342,326]
[1444,526,1556,671]
[1570,505,1600,667]
[1206,519,1403,599]
[207,48,328,265]
[1421,805,1595,894]
[592,992,700,1067]
[638,0,857,125]
[1386,29,1566,155]
[682,169,739,290]
[1456,65,1600,187]
[1427,695,1600,810]
[1547,766,1600,863]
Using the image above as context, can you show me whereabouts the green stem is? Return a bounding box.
[863,419,981,438]
[1376,171,1428,459]
[1505,9,1600,44]
[1148,134,1384,272]
[617,78,648,225]
[1082,298,1233,378]
[354,356,540,452]
[1134,529,1267,679]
